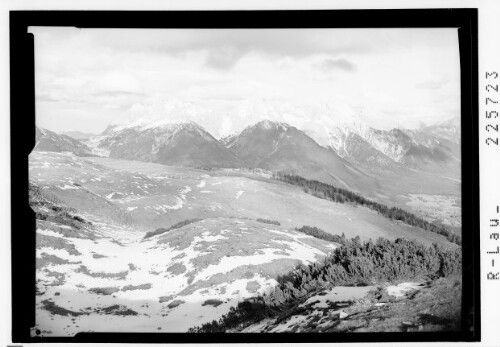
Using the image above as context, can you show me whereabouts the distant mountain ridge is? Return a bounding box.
[225,120,379,193]
[85,121,241,168]
[61,130,96,140]
[34,115,460,199]
[34,127,92,156]
[310,117,460,177]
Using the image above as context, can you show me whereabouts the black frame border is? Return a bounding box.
[10,9,480,343]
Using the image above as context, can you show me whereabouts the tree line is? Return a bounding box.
[188,235,462,332]
[296,225,347,245]
[143,218,202,239]
[273,173,461,245]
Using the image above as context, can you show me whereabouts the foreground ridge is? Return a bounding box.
[189,237,462,333]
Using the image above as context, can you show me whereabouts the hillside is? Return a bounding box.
[309,117,460,175]
[29,152,453,246]
[85,121,241,168]
[190,239,462,333]
[189,237,462,333]
[33,119,462,230]
[233,277,462,333]
[61,130,96,140]
[35,127,92,156]
[226,120,379,194]
[30,152,457,336]
[305,118,461,213]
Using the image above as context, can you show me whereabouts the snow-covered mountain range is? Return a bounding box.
[306,116,460,167]
[36,115,459,167]
[34,113,460,200]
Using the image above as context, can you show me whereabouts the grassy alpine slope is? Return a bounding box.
[30,151,460,335]
[274,173,461,245]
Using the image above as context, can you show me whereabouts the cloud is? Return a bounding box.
[100,29,371,58]
[31,27,372,71]
[30,28,458,68]
[91,91,143,97]
[315,58,356,72]
[204,47,246,70]
[36,92,58,103]
[30,27,460,134]
[415,78,449,90]
[95,71,142,94]
[36,79,144,111]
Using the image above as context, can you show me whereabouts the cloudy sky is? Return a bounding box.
[30,27,460,137]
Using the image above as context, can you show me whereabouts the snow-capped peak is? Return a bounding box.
[255,119,290,131]
[108,117,203,133]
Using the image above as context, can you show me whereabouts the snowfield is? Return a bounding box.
[386,282,425,298]
[35,216,334,335]
[299,286,375,309]
[239,285,375,333]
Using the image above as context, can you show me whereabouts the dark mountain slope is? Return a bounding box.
[87,121,241,168]
[34,127,92,156]
[227,120,379,193]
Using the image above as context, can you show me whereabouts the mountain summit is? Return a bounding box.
[86,121,241,168]
[307,117,460,178]
[34,126,92,156]
[33,115,461,198]
[226,120,291,165]
[226,120,378,193]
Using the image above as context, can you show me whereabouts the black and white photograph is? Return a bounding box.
[29,25,466,336]
[26,25,469,336]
